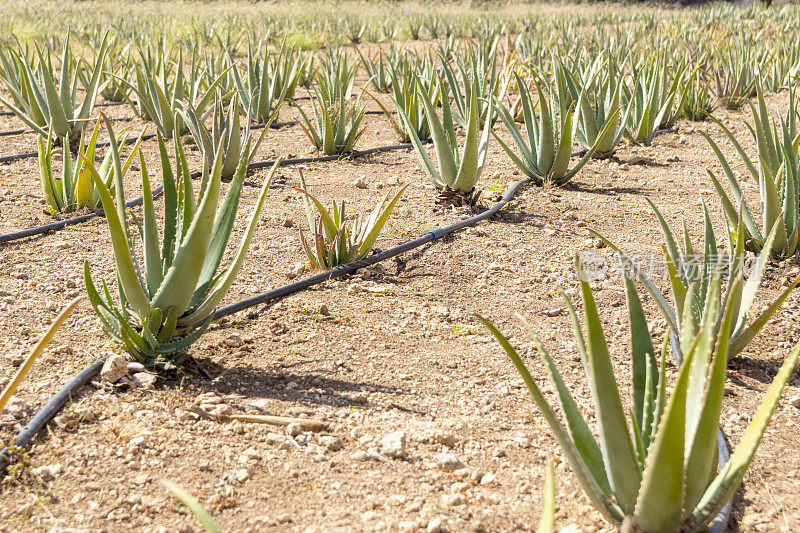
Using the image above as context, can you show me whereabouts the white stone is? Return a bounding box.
[319,436,344,452]
[427,517,443,533]
[434,453,463,471]
[131,373,157,389]
[380,430,407,459]
[100,354,128,383]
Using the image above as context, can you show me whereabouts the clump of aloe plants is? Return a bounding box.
[297,171,408,269]
[703,84,800,259]
[399,74,492,205]
[37,119,144,214]
[83,119,280,370]
[479,259,800,532]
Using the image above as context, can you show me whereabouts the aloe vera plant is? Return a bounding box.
[703,84,800,258]
[0,32,109,140]
[83,120,280,369]
[398,73,492,203]
[181,93,272,180]
[681,67,715,121]
[119,47,229,137]
[493,73,620,186]
[441,37,509,128]
[296,73,366,155]
[37,120,144,214]
[297,173,409,269]
[554,56,630,158]
[368,59,441,143]
[96,42,134,103]
[625,56,688,145]
[714,43,763,110]
[230,40,303,124]
[356,46,393,93]
[479,259,800,532]
[317,49,357,103]
[596,199,800,359]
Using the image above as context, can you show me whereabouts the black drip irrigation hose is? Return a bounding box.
[0,359,105,474]
[0,184,165,244]
[0,128,25,138]
[0,133,158,165]
[0,141,420,245]
[0,117,136,138]
[0,119,299,162]
[0,173,528,476]
[670,332,732,533]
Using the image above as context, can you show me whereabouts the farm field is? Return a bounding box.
[1,1,800,532]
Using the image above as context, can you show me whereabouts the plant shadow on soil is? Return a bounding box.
[729,356,793,387]
[161,356,426,414]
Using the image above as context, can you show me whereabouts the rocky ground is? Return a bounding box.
[1,76,800,533]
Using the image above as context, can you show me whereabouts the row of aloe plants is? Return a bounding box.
[2,19,800,145]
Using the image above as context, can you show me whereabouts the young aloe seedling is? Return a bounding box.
[296,171,409,269]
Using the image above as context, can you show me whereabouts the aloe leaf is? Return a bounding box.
[520,317,610,494]
[685,277,722,449]
[356,184,409,258]
[296,187,339,242]
[0,93,49,136]
[760,168,789,256]
[158,315,213,355]
[150,145,223,314]
[189,143,251,309]
[41,61,70,137]
[163,482,221,533]
[731,274,800,356]
[684,280,736,514]
[625,273,656,445]
[633,334,695,532]
[140,151,163,297]
[688,340,800,531]
[577,261,642,514]
[733,219,781,337]
[80,153,150,319]
[37,134,60,214]
[83,262,123,342]
[157,308,178,345]
[478,315,623,523]
[157,133,179,268]
[453,87,480,193]
[417,76,457,186]
[591,231,678,334]
[537,462,556,533]
[180,160,281,326]
[535,83,555,176]
[550,104,576,181]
